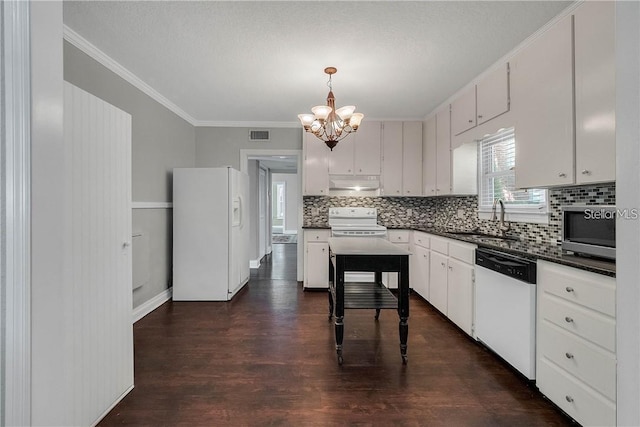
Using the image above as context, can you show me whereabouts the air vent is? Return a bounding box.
[249,130,270,141]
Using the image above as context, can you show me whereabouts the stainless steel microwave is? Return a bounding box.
[561,205,616,260]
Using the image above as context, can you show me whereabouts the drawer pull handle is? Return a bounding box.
[565,316,574,323]
[565,395,574,403]
[566,286,574,293]
[565,352,574,359]
[441,262,446,267]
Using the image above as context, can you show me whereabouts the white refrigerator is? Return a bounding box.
[172,167,250,301]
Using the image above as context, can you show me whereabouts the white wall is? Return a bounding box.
[247,160,260,266]
[195,127,301,169]
[63,41,196,310]
[615,2,640,425]
[272,172,299,233]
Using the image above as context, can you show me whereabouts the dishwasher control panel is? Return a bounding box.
[475,248,537,284]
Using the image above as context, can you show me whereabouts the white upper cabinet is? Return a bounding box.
[381,121,403,196]
[451,87,476,136]
[574,1,615,184]
[476,63,510,126]
[435,108,452,195]
[354,120,382,175]
[382,121,422,196]
[402,121,423,196]
[328,135,355,175]
[451,63,509,136]
[423,116,437,196]
[328,121,381,176]
[303,132,329,195]
[511,14,574,188]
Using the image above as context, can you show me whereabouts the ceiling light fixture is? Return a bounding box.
[298,67,364,151]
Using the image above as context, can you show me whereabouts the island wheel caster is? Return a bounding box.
[338,355,344,365]
[374,309,380,320]
[402,355,408,364]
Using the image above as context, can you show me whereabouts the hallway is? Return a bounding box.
[99,243,571,426]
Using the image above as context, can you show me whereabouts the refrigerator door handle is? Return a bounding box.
[237,195,244,229]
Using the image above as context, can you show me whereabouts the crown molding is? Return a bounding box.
[63,25,198,126]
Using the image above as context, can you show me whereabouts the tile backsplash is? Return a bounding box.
[303,183,615,247]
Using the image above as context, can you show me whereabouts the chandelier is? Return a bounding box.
[298,67,364,151]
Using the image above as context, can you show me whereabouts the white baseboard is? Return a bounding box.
[132,287,172,323]
[91,384,134,427]
[250,259,261,269]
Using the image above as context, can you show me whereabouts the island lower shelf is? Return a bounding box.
[331,281,398,310]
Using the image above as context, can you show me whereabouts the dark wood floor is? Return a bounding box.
[100,243,573,426]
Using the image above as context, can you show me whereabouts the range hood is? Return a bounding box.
[329,175,380,190]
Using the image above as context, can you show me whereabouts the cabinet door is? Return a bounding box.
[354,121,382,175]
[574,1,615,184]
[385,243,410,290]
[411,245,430,300]
[303,132,329,195]
[306,242,329,289]
[402,122,423,196]
[423,116,437,196]
[447,259,474,336]
[511,14,574,188]
[435,109,451,195]
[451,87,476,136]
[382,121,403,196]
[477,63,510,125]
[429,251,448,314]
[328,135,355,175]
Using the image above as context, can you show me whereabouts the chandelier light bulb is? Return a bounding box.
[335,106,356,121]
[311,105,332,121]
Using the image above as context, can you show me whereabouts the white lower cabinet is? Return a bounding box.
[536,260,616,427]
[384,230,410,289]
[446,258,474,336]
[303,230,331,289]
[425,234,476,337]
[429,251,449,315]
[410,231,430,300]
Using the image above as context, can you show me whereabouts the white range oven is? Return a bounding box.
[328,207,387,282]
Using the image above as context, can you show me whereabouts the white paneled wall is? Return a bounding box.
[64,82,134,426]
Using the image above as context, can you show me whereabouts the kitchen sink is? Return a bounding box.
[445,230,519,242]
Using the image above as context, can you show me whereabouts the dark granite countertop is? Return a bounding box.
[303,224,615,277]
[408,226,615,277]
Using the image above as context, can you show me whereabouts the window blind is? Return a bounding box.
[478,128,546,210]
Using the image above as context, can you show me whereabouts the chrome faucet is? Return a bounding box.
[492,199,511,235]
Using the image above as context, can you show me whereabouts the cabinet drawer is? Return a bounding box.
[304,230,331,243]
[540,293,615,352]
[388,230,410,243]
[448,241,476,264]
[538,320,616,400]
[537,358,615,427]
[413,231,430,249]
[430,236,449,255]
[538,261,615,317]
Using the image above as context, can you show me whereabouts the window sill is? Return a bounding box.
[478,210,550,225]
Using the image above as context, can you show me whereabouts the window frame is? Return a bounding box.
[477,128,549,224]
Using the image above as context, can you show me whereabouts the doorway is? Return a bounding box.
[240,149,303,282]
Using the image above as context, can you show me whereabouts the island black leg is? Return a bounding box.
[399,317,408,364]
[335,255,345,365]
[328,289,334,321]
[335,316,344,365]
[398,256,410,364]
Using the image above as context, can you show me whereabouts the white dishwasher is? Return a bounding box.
[475,247,537,380]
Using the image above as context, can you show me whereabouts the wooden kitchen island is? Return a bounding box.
[327,237,411,365]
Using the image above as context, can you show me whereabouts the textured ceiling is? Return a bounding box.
[63,1,572,126]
